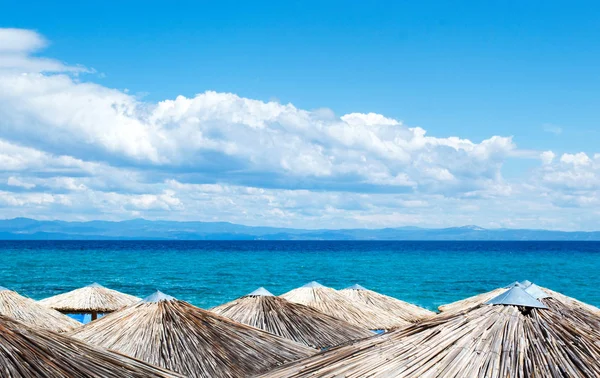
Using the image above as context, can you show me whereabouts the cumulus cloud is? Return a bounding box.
[0,28,598,230]
[7,176,35,189]
[532,152,600,209]
[0,74,516,194]
[540,151,555,165]
[0,28,88,73]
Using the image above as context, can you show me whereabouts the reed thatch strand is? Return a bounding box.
[280,283,409,330]
[39,283,140,313]
[261,291,600,377]
[69,295,315,378]
[339,286,434,324]
[211,293,373,349]
[0,287,80,333]
[0,314,183,377]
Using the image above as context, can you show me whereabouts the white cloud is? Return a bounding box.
[540,151,555,165]
[0,29,46,53]
[7,176,35,189]
[0,74,516,194]
[0,28,88,73]
[532,152,600,210]
[560,152,592,166]
[0,28,599,230]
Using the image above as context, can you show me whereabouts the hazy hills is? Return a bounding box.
[0,218,598,240]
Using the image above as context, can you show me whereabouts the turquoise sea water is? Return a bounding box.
[1,240,599,310]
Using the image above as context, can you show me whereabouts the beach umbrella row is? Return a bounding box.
[280,281,417,330]
[0,313,181,378]
[260,282,600,378]
[1,280,598,377]
[210,287,373,349]
[68,291,315,378]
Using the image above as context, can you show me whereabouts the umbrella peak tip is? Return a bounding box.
[86,283,104,288]
[486,286,547,309]
[302,281,326,288]
[143,290,176,303]
[246,287,274,297]
[345,284,367,290]
[505,281,524,288]
[519,280,533,288]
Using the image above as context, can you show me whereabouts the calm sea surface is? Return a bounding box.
[1,240,599,310]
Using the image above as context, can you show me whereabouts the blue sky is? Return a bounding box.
[0,1,599,229]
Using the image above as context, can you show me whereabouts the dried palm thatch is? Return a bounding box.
[437,286,509,313]
[438,280,600,315]
[0,313,182,377]
[261,286,600,378]
[69,291,315,378]
[39,283,140,320]
[540,286,600,315]
[339,284,435,324]
[0,286,80,333]
[210,287,373,349]
[280,281,409,330]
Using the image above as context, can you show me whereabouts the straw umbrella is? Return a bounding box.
[339,284,434,324]
[210,287,373,349]
[69,291,315,378]
[39,283,140,321]
[260,285,600,378]
[0,286,80,332]
[438,280,600,315]
[280,281,409,330]
[0,313,182,377]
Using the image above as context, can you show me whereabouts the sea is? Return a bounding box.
[1,240,599,311]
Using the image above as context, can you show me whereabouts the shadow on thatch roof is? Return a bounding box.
[280,282,410,330]
[438,280,600,315]
[0,314,182,377]
[39,283,140,313]
[210,287,373,349]
[339,284,435,324]
[0,286,80,333]
[259,285,600,378]
[68,291,314,378]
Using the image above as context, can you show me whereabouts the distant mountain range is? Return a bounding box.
[0,218,599,240]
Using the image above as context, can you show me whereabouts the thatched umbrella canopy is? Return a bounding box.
[69,291,314,378]
[339,284,434,324]
[0,313,182,378]
[0,286,80,333]
[210,287,373,349]
[439,280,600,315]
[39,283,140,320]
[280,281,407,330]
[260,285,600,378]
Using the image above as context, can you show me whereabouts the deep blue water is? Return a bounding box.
[0,240,598,310]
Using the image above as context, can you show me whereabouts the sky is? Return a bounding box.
[0,1,599,230]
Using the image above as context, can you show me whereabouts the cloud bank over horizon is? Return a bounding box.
[0,28,598,230]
